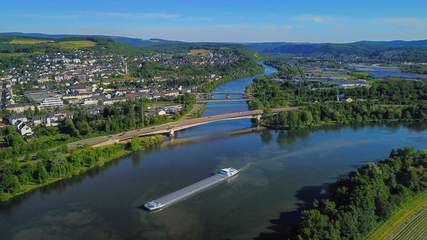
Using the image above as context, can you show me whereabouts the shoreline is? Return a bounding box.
[0,135,164,203]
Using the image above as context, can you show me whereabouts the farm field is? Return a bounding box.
[188,49,210,56]
[9,38,53,44]
[53,40,96,49]
[368,191,427,240]
[392,208,427,240]
[8,38,96,49]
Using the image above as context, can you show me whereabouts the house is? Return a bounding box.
[32,114,61,127]
[25,90,55,102]
[39,97,64,109]
[161,104,183,114]
[164,91,180,97]
[83,98,99,106]
[85,105,104,115]
[5,104,35,113]
[6,115,28,125]
[16,120,33,136]
[339,79,369,88]
[32,115,44,126]
[103,97,127,105]
[69,84,90,95]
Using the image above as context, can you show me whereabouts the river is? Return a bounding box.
[1,63,427,240]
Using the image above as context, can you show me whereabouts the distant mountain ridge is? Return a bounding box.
[352,39,427,47]
[0,32,183,48]
[2,32,427,54]
[245,39,427,55]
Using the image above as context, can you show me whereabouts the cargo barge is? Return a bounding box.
[144,168,239,211]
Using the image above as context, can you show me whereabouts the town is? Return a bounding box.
[1,7,427,238]
[0,40,257,137]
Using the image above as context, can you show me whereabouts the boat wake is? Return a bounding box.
[239,162,254,172]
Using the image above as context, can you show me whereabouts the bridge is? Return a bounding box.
[67,107,297,149]
[205,91,247,95]
[196,98,251,103]
[195,91,253,103]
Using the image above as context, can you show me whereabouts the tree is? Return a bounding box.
[297,209,340,240]
[1,174,21,193]
[33,162,49,183]
[61,118,80,137]
[128,137,141,151]
[5,127,25,148]
[76,120,91,136]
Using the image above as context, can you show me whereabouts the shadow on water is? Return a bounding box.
[161,126,264,149]
[0,155,125,212]
[255,184,330,240]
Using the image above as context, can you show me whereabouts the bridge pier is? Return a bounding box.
[168,129,176,138]
[255,114,262,126]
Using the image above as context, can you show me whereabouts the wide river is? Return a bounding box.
[2,64,427,240]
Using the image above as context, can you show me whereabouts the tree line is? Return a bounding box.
[0,135,163,202]
[293,147,427,239]
[247,77,427,108]
[263,102,427,130]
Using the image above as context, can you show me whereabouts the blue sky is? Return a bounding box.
[1,0,427,42]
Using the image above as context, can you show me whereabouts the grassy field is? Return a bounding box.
[52,40,96,49]
[188,49,210,56]
[368,191,427,240]
[8,38,96,49]
[9,38,53,45]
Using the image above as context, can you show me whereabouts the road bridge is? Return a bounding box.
[196,98,251,103]
[67,107,298,149]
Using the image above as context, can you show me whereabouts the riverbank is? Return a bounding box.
[367,191,427,240]
[200,63,263,92]
[0,135,163,203]
[291,147,427,240]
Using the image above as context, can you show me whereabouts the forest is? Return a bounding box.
[248,77,427,108]
[293,147,427,240]
[0,135,163,202]
[247,76,427,130]
[262,102,427,130]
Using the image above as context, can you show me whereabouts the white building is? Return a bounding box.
[16,120,33,136]
[5,104,35,113]
[6,115,28,125]
[158,110,167,116]
[39,97,64,108]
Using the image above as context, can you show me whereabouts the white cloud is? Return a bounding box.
[374,17,427,27]
[292,15,339,25]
